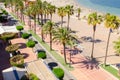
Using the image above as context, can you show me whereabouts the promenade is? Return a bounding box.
[5,5,120,80]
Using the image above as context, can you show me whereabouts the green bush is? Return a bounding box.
[26,40,35,48]
[52,68,64,80]
[10,55,24,68]
[16,25,24,31]
[29,73,39,80]
[22,33,30,39]
[37,51,46,59]
[21,73,39,80]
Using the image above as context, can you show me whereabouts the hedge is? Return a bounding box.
[22,33,30,39]
[16,25,24,31]
[52,68,64,80]
[37,51,46,59]
[21,73,39,80]
[26,40,35,48]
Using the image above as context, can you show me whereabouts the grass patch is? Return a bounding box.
[29,30,73,71]
[100,64,120,79]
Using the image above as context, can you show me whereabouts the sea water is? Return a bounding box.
[77,0,120,16]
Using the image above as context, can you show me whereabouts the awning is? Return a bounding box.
[2,67,26,80]
[0,26,18,34]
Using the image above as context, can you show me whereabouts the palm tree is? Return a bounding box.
[65,5,74,29]
[30,3,39,34]
[77,7,81,20]
[43,1,48,23]
[47,4,56,21]
[104,14,120,65]
[57,7,67,27]
[36,0,44,41]
[24,6,32,30]
[113,38,120,56]
[36,0,43,25]
[5,0,10,8]
[16,0,25,22]
[87,12,102,59]
[53,27,76,63]
[43,20,55,50]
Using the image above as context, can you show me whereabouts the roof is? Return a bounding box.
[25,59,58,80]
[2,67,25,80]
[0,26,18,34]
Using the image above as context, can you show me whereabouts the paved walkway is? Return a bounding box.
[5,7,119,80]
[11,38,37,62]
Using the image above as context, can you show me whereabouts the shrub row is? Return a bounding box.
[37,51,46,59]
[20,73,39,80]
[52,68,64,80]
[16,25,24,31]
[26,40,36,48]
[22,33,30,39]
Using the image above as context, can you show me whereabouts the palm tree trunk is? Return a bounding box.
[38,14,40,23]
[91,26,96,59]
[29,17,31,30]
[20,11,22,22]
[44,14,46,23]
[41,14,43,26]
[61,16,63,27]
[50,14,52,21]
[67,15,70,29]
[22,14,24,23]
[41,28,44,42]
[34,15,36,34]
[63,43,67,63]
[50,32,52,50]
[17,10,18,18]
[78,13,80,20]
[104,29,111,65]
[41,14,44,42]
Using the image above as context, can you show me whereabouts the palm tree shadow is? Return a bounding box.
[80,36,102,43]
[17,43,27,49]
[22,53,29,58]
[72,57,100,69]
[55,21,66,26]
[81,57,100,69]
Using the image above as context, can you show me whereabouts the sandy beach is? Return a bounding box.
[42,0,95,18]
